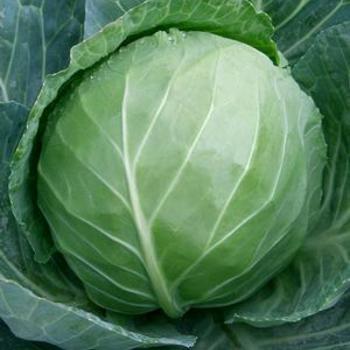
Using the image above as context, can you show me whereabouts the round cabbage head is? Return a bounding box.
[37,30,325,317]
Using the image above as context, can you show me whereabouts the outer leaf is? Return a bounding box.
[0,102,27,195]
[0,0,85,107]
[156,290,350,349]
[0,320,58,350]
[0,0,86,261]
[250,0,350,65]
[0,279,195,350]
[174,314,234,350]
[148,312,236,350]
[229,290,350,349]
[84,0,145,38]
[225,22,350,326]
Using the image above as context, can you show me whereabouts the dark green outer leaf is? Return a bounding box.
[0,320,58,350]
[0,102,27,196]
[0,278,195,350]
[230,290,350,350]
[0,0,85,107]
[225,21,350,327]
[0,0,87,264]
[153,289,350,349]
[84,0,145,38]
[250,0,350,65]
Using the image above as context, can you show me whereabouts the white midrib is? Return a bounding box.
[121,76,182,318]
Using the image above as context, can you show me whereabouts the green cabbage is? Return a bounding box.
[37,30,325,317]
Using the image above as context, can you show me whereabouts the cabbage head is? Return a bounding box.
[34,28,325,317]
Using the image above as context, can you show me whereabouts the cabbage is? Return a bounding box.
[37,30,325,317]
[1,0,349,349]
